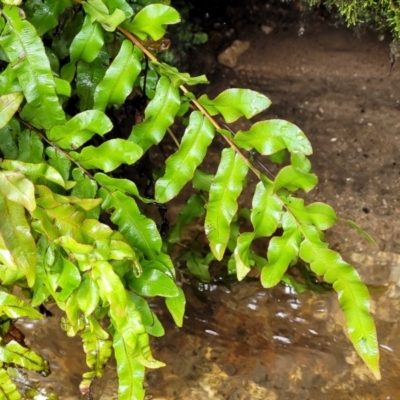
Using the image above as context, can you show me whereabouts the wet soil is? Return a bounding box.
[16,13,400,400]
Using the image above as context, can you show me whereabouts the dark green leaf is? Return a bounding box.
[46,147,71,182]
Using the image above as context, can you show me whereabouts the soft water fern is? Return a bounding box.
[0,0,380,398]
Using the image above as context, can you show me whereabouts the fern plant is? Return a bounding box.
[0,0,380,398]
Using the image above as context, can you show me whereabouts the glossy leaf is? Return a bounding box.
[186,251,211,281]
[0,6,65,130]
[98,189,162,259]
[261,213,302,288]
[0,197,36,287]
[0,171,35,211]
[129,76,181,152]
[0,93,23,130]
[234,119,312,156]
[273,165,318,193]
[0,341,49,375]
[17,130,44,163]
[284,197,337,231]
[76,48,109,111]
[82,0,126,32]
[155,111,215,202]
[128,268,179,298]
[251,181,282,238]
[70,139,143,172]
[152,61,208,87]
[205,148,248,260]
[93,41,142,111]
[1,160,65,188]
[125,4,180,40]
[105,0,134,18]
[70,16,104,64]
[234,232,255,281]
[77,273,100,315]
[47,110,113,150]
[92,260,127,317]
[198,89,271,123]
[165,286,185,327]
[95,173,145,202]
[57,257,82,302]
[28,0,71,36]
[0,291,42,319]
[192,169,214,192]
[299,227,380,380]
[113,332,145,400]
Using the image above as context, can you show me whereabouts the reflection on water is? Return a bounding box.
[15,268,400,399]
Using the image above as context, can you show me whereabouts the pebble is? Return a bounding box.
[218,40,250,68]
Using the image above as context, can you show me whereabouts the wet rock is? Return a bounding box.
[218,40,250,68]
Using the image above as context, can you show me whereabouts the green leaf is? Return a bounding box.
[273,165,318,193]
[57,257,82,302]
[340,219,376,246]
[261,213,302,288]
[299,229,380,380]
[0,6,65,130]
[155,111,215,202]
[70,16,104,64]
[234,119,312,156]
[47,110,113,150]
[192,169,214,192]
[93,41,142,111]
[104,0,134,18]
[251,181,282,238]
[82,0,127,32]
[185,251,211,282]
[129,76,181,152]
[98,189,162,259]
[0,291,42,319]
[128,268,179,298]
[77,273,100,315]
[234,232,255,281]
[0,93,23,130]
[165,286,185,327]
[0,171,35,211]
[71,168,99,204]
[46,147,71,182]
[28,0,71,36]
[76,48,109,111]
[205,148,248,260]
[152,61,208,87]
[17,129,44,163]
[1,160,65,188]
[70,139,143,172]
[0,119,19,159]
[168,193,205,244]
[198,89,271,123]
[0,341,50,375]
[81,318,112,388]
[125,4,180,40]
[113,332,145,400]
[92,260,127,317]
[284,197,337,231]
[0,367,21,400]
